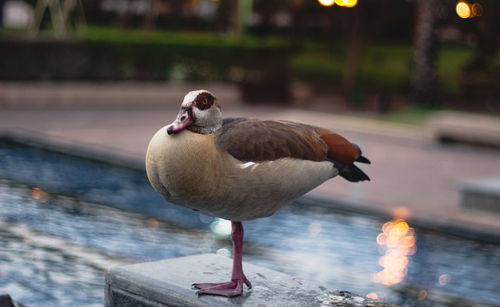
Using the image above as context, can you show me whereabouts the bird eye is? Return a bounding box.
[202,98,208,105]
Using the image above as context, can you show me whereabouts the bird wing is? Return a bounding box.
[216,118,364,164]
[312,126,367,164]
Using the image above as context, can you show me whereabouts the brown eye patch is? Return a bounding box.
[195,92,215,110]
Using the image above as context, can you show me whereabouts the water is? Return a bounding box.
[0,139,204,229]
[1,180,500,307]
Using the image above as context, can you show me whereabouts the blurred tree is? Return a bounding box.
[215,0,233,33]
[342,5,363,90]
[413,0,447,106]
[471,2,500,68]
[0,0,5,28]
[455,1,499,71]
[114,0,131,27]
[30,0,85,36]
[290,0,305,48]
[80,0,108,25]
[31,0,66,37]
[62,0,86,30]
[227,0,239,36]
[253,0,280,36]
[459,0,500,110]
[235,0,253,37]
[169,0,185,29]
[144,0,161,29]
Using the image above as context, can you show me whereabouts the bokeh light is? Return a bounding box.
[308,221,322,237]
[341,0,358,8]
[146,218,159,230]
[216,248,231,258]
[210,218,232,236]
[471,3,483,17]
[318,0,357,8]
[32,187,49,202]
[392,206,410,219]
[374,218,417,286]
[318,0,335,7]
[438,273,451,285]
[418,289,428,300]
[456,1,472,18]
[366,292,380,300]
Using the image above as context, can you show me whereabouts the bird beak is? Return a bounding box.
[167,107,193,135]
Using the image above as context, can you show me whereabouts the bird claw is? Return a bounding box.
[193,279,250,297]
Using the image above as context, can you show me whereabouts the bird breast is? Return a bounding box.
[146,126,338,221]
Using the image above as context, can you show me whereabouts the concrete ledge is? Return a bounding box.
[0,295,16,307]
[459,176,500,213]
[105,254,393,307]
[427,111,500,148]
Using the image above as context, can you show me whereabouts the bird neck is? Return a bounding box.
[187,123,222,135]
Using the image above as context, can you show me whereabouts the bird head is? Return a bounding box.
[167,90,222,135]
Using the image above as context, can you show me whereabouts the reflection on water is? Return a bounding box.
[32,187,49,202]
[374,218,416,286]
[210,218,232,236]
[1,180,500,306]
[0,218,129,307]
[0,180,227,306]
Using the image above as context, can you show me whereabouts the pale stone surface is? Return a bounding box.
[105,254,392,307]
[459,176,500,213]
[427,111,500,147]
[0,82,241,109]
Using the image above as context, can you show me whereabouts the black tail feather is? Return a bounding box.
[340,164,370,182]
[357,155,371,164]
[330,143,371,182]
[352,143,371,164]
[330,159,370,182]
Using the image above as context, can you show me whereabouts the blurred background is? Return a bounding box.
[0,0,500,306]
[0,0,499,110]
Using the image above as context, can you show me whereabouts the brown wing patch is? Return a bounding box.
[320,134,359,164]
[312,128,360,164]
[216,119,328,162]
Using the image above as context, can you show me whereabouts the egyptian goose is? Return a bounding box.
[146,90,370,297]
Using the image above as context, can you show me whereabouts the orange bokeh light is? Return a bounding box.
[318,0,335,7]
[366,292,380,300]
[471,3,483,17]
[32,187,49,202]
[147,218,159,230]
[392,206,410,219]
[342,0,358,8]
[319,0,357,8]
[335,0,358,7]
[456,1,472,18]
[374,217,417,286]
